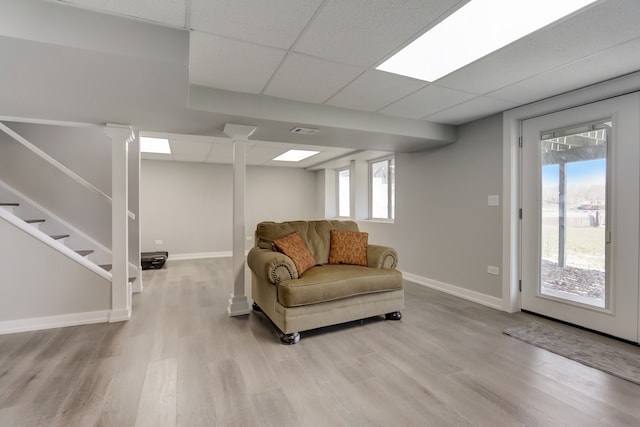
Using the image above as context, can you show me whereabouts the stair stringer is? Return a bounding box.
[0,179,112,264]
[0,209,112,334]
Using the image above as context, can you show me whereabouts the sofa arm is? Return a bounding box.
[247,247,298,284]
[367,244,398,269]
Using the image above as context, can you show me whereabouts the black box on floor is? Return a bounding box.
[141,251,168,270]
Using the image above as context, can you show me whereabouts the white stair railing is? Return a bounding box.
[0,122,135,220]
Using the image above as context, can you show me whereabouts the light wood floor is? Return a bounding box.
[2,259,640,426]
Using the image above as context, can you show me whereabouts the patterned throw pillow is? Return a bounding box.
[328,229,368,266]
[274,232,316,277]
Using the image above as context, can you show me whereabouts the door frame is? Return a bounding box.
[501,71,640,313]
[520,98,640,341]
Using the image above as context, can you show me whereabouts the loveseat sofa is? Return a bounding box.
[247,220,403,344]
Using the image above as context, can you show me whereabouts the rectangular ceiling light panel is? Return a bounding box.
[273,149,320,162]
[377,0,598,82]
[140,137,171,154]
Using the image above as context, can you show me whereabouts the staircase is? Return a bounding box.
[0,120,141,334]
[8,206,93,257]
[0,201,135,284]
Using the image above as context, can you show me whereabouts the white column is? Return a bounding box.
[105,124,134,322]
[224,124,256,316]
[129,130,143,293]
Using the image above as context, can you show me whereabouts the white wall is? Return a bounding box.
[140,160,320,256]
[358,114,503,299]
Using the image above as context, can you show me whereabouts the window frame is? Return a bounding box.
[369,156,395,220]
[336,166,351,218]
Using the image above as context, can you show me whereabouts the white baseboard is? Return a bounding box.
[402,271,504,311]
[0,310,110,335]
[109,307,131,322]
[169,251,232,261]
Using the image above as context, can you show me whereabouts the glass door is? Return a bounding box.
[539,122,609,308]
[521,93,640,342]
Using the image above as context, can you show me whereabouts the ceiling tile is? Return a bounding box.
[250,140,292,150]
[247,146,288,165]
[326,70,426,112]
[206,144,233,164]
[424,96,518,126]
[190,0,322,49]
[189,31,286,94]
[489,37,640,105]
[169,139,212,155]
[141,152,172,161]
[293,0,465,67]
[263,53,363,103]
[437,0,640,95]
[380,85,476,119]
[172,153,208,162]
[61,0,186,27]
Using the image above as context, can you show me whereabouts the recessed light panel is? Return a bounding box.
[377,0,597,82]
[273,149,319,162]
[140,137,171,154]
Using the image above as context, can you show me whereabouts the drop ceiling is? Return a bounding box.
[140,131,360,168]
[1,0,640,167]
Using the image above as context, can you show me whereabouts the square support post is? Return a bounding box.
[224,124,256,316]
[105,125,134,322]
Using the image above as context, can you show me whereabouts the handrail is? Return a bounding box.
[0,207,113,282]
[0,122,136,220]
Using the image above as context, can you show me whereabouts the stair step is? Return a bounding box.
[76,250,94,257]
[50,234,70,240]
[25,219,46,224]
[100,265,135,283]
[0,203,19,213]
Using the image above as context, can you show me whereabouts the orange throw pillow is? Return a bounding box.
[328,230,368,266]
[274,232,316,276]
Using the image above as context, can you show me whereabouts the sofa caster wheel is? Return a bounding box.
[252,302,263,313]
[280,332,300,345]
[385,311,402,321]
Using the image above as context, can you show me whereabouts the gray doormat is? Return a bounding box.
[504,323,640,385]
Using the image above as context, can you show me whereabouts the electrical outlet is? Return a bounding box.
[155,239,163,245]
[487,266,500,275]
[488,195,500,206]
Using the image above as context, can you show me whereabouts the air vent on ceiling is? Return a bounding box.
[290,127,318,135]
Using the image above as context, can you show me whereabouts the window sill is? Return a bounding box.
[358,218,395,224]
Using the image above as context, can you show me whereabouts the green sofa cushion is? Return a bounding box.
[256,220,359,265]
[277,264,403,307]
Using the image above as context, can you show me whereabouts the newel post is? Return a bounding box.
[224,124,256,316]
[104,124,135,322]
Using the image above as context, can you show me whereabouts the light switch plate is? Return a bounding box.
[487,266,500,275]
[488,195,500,206]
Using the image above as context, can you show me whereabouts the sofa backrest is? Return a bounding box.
[255,220,359,265]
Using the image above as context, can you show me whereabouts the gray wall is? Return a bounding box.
[358,114,503,298]
[140,160,320,255]
[0,218,110,322]
[0,128,112,246]
[6,122,112,194]
[0,122,141,261]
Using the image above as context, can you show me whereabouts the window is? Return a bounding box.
[370,157,395,220]
[337,168,350,217]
